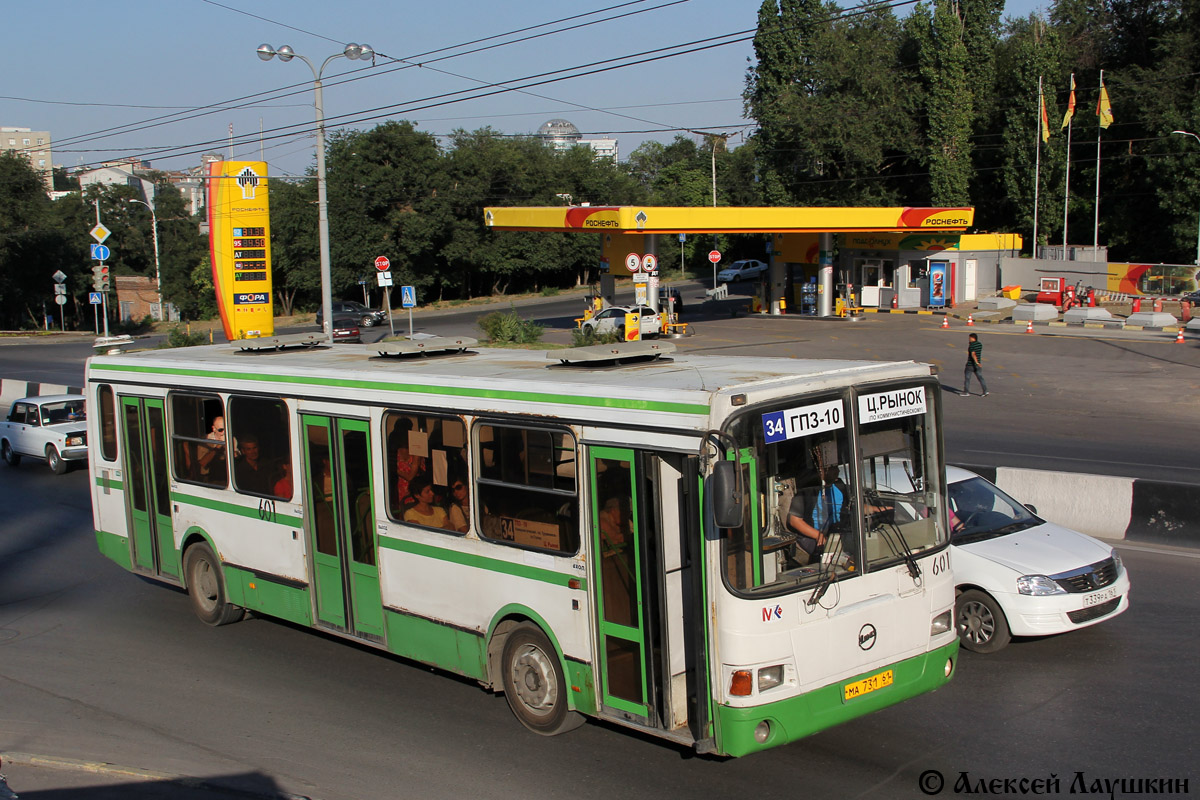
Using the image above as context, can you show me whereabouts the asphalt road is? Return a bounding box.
[4,283,1197,481]
[0,466,1196,799]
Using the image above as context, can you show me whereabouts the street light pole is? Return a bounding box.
[257,42,374,344]
[1172,130,1200,266]
[128,198,162,320]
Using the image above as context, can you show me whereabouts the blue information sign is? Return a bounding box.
[401,285,417,308]
[89,292,102,305]
[91,244,110,261]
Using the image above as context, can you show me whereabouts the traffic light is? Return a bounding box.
[92,264,110,292]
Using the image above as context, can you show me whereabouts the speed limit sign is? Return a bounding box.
[625,252,641,272]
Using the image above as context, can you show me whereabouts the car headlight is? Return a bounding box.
[66,436,84,447]
[1110,548,1123,573]
[1017,575,1066,596]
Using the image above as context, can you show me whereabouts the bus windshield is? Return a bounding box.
[723,383,946,594]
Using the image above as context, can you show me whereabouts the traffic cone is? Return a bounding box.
[966,315,974,326]
[941,316,949,329]
[1176,328,1186,344]
[1025,319,1034,333]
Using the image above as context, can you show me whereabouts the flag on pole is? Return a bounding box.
[1061,74,1076,129]
[1096,80,1113,129]
[1040,94,1051,143]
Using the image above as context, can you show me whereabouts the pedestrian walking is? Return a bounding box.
[962,332,988,396]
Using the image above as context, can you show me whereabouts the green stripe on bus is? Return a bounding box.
[94,476,124,492]
[89,362,710,415]
[172,492,304,527]
[95,529,132,569]
[379,536,586,590]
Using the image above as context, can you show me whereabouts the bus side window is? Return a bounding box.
[169,393,227,488]
[383,412,469,534]
[228,396,291,500]
[98,385,118,461]
[473,423,578,555]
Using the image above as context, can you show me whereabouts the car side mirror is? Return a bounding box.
[1024,503,1038,515]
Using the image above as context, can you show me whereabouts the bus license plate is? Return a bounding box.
[844,669,894,701]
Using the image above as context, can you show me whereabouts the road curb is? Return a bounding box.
[954,464,1200,547]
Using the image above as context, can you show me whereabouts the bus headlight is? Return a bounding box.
[930,610,952,635]
[754,720,772,743]
[758,665,784,691]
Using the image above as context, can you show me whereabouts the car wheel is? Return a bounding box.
[184,542,246,626]
[501,623,584,736]
[46,444,67,475]
[956,589,1011,654]
[1,439,19,467]
[360,315,376,327]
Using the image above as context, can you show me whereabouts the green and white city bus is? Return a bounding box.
[86,338,957,756]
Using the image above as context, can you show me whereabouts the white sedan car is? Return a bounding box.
[581,305,661,338]
[716,259,768,282]
[1,394,89,475]
[949,466,1130,653]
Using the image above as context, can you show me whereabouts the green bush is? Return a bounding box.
[540,286,560,297]
[477,307,544,344]
[161,325,208,348]
[571,326,621,347]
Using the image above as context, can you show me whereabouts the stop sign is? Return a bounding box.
[374,255,390,271]
[708,250,721,263]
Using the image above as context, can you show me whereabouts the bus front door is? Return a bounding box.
[119,396,177,579]
[590,446,655,723]
[301,415,384,640]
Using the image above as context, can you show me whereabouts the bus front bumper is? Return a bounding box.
[712,639,959,757]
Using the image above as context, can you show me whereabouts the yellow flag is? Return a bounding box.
[1040,95,1051,143]
[1061,74,1076,129]
[1097,82,1113,129]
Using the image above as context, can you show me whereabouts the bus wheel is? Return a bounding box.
[956,589,1010,654]
[184,543,245,626]
[501,624,584,736]
[46,445,66,474]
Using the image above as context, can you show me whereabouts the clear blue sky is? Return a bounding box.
[1,0,1047,178]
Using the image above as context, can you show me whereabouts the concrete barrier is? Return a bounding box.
[0,378,85,417]
[956,464,1200,548]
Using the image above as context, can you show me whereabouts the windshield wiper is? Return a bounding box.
[867,489,922,579]
[807,532,845,607]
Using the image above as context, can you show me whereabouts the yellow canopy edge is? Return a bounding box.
[483,206,975,234]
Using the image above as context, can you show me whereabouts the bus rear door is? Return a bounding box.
[119,395,177,579]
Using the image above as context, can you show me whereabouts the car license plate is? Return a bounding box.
[1082,586,1117,607]
[843,669,894,701]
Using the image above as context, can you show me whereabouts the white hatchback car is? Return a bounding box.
[581,305,661,338]
[1,394,89,475]
[716,259,767,283]
[948,466,1130,653]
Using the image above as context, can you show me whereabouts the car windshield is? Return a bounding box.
[949,477,1040,543]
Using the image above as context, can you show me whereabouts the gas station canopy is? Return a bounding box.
[483,205,975,235]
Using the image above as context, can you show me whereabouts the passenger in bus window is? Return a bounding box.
[273,461,293,499]
[196,416,227,482]
[389,417,426,508]
[403,476,452,529]
[234,434,272,494]
[447,474,470,533]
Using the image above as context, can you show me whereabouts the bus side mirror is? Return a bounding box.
[710,460,743,528]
